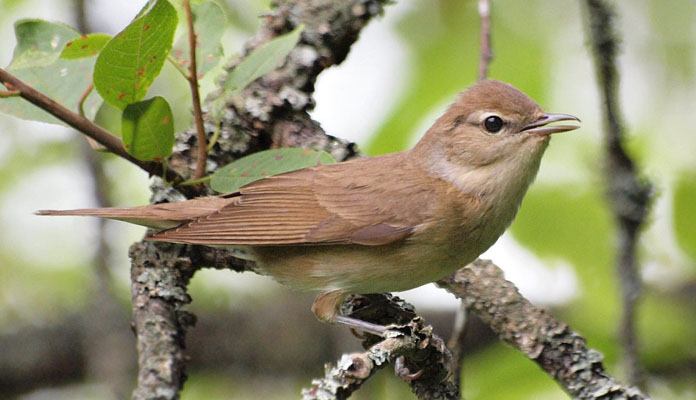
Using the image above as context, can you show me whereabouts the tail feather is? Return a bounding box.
[36,196,238,230]
[36,207,182,229]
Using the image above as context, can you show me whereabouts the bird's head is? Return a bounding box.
[415,80,580,170]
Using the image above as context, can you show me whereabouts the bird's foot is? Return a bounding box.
[334,315,394,337]
[394,355,424,382]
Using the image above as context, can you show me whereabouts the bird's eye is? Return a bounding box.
[483,115,504,133]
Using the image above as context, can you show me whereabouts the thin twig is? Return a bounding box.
[447,302,468,390]
[582,0,652,389]
[0,67,188,187]
[439,259,650,399]
[447,0,495,388]
[183,0,208,180]
[477,0,493,81]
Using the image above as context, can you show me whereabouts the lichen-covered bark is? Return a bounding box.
[303,294,458,400]
[130,242,196,400]
[439,260,649,400]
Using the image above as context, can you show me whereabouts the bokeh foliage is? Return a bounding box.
[0,0,695,399]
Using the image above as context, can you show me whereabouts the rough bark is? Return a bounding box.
[303,294,459,400]
[439,259,649,400]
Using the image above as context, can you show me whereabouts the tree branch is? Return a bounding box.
[182,0,208,180]
[130,242,196,400]
[582,0,652,388]
[438,259,650,399]
[0,68,187,186]
[477,0,493,81]
[129,1,390,398]
[303,294,458,400]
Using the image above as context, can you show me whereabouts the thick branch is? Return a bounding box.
[439,259,650,400]
[0,68,185,185]
[582,0,652,388]
[130,242,196,400]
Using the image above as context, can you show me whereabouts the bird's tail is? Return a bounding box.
[36,207,183,229]
[36,196,237,230]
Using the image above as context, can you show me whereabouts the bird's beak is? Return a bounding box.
[522,113,581,136]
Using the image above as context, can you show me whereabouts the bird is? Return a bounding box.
[38,80,579,334]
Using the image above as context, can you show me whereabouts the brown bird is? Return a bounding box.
[38,80,579,334]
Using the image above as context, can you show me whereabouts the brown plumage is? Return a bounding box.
[38,80,579,330]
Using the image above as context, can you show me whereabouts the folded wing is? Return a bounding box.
[149,154,426,246]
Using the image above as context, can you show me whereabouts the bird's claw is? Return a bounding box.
[394,355,424,382]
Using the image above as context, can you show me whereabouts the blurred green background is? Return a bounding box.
[0,0,695,399]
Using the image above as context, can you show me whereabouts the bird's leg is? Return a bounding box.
[312,291,390,336]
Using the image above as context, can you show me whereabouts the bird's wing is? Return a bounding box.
[149,154,436,246]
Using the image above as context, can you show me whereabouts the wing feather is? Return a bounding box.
[149,154,429,246]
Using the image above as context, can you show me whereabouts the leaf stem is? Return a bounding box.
[206,124,221,152]
[77,83,106,151]
[166,54,190,80]
[183,0,208,180]
[179,174,212,186]
[0,89,20,98]
[78,83,93,117]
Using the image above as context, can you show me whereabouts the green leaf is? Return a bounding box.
[210,148,336,193]
[0,20,101,124]
[60,33,112,59]
[674,172,696,261]
[9,19,77,69]
[208,25,303,121]
[121,96,175,160]
[170,1,225,78]
[94,0,178,109]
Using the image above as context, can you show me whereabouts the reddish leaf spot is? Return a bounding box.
[117,92,126,100]
[161,116,171,125]
[66,41,73,47]
[136,67,145,77]
[80,44,89,49]
[143,24,150,31]
[274,155,283,160]
[240,171,250,177]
